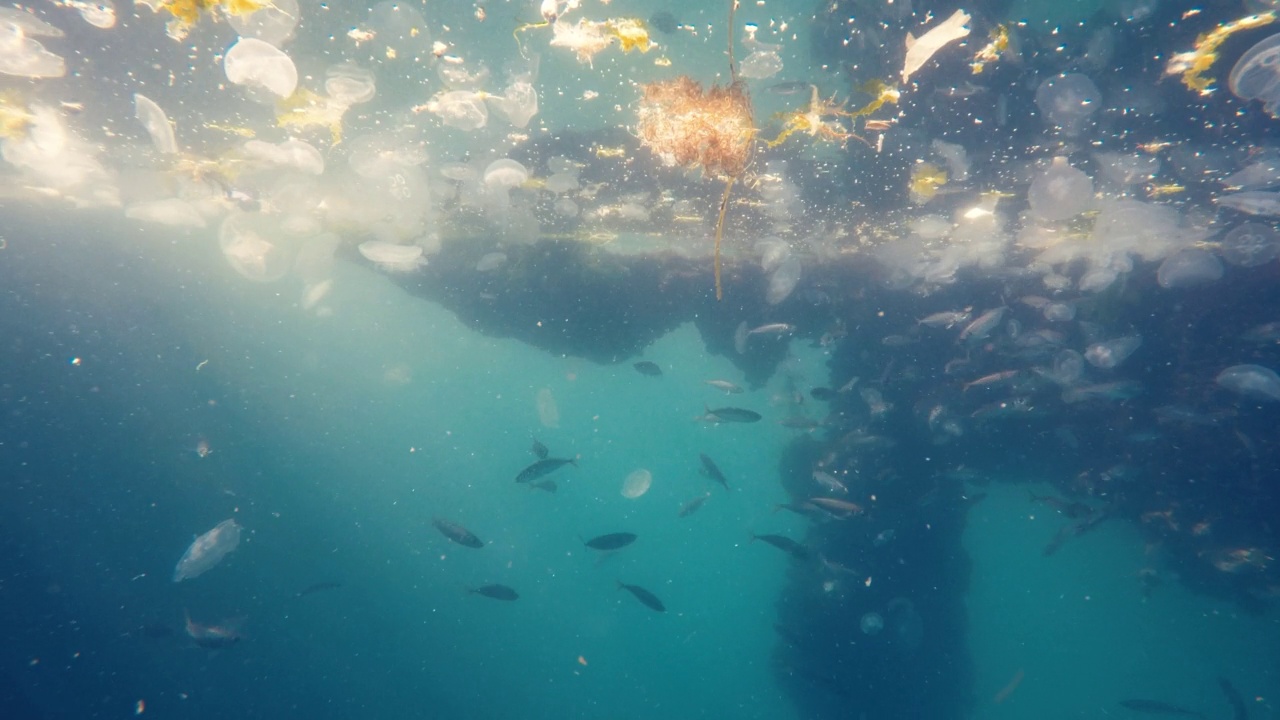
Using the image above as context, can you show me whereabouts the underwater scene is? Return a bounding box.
[2,0,1280,718]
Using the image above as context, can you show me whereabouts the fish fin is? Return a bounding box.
[615,580,625,591]
[905,32,916,49]
[569,458,579,468]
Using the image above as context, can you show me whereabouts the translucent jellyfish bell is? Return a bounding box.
[1229,33,1280,118]
[483,159,529,192]
[347,131,427,180]
[1034,73,1100,135]
[1216,364,1280,402]
[325,63,376,105]
[243,138,324,175]
[69,0,116,29]
[368,1,432,61]
[0,24,66,78]
[1028,157,1094,222]
[430,90,488,131]
[1156,248,1223,288]
[1222,222,1280,266]
[228,0,299,47]
[483,159,528,217]
[489,81,538,128]
[219,213,293,282]
[738,36,783,80]
[1085,336,1142,369]
[224,38,298,99]
[358,240,424,272]
[766,257,802,305]
[134,93,178,155]
[860,612,884,635]
[0,7,65,38]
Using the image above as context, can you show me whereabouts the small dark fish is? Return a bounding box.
[808,497,864,517]
[516,457,577,483]
[750,532,811,561]
[634,361,663,376]
[699,453,730,490]
[747,322,794,336]
[765,80,811,95]
[704,379,744,394]
[649,10,677,34]
[779,416,820,430]
[773,501,824,518]
[469,584,519,601]
[531,438,549,459]
[295,581,343,598]
[1218,676,1248,720]
[584,532,637,551]
[432,518,484,549]
[678,492,711,518]
[1118,699,1206,718]
[701,406,762,423]
[617,580,665,612]
[529,479,557,493]
[810,387,836,401]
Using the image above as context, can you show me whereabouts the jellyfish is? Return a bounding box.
[1215,364,1280,402]
[766,257,802,305]
[0,7,64,38]
[224,38,298,99]
[71,0,116,29]
[860,612,884,635]
[545,172,579,194]
[1043,302,1076,322]
[621,469,653,499]
[367,1,432,63]
[133,93,178,155]
[347,131,427,180]
[1085,336,1142,369]
[475,252,507,272]
[738,35,783,80]
[324,63,376,105]
[428,90,488,131]
[536,388,559,428]
[227,0,298,47]
[757,238,791,273]
[1221,222,1280,267]
[489,80,538,128]
[482,159,529,219]
[1034,73,1100,135]
[1229,33,1280,118]
[0,23,66,78]
[1156,249,1223,288]
[219,213,292,282]
[554,198,579,217]
[357,241,424,272]
[885,597,924,652]
[1028,157,1094,221]
[243,139,324,175]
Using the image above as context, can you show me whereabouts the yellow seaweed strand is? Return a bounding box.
[1164,11,1277,95]
[714,177,735,301]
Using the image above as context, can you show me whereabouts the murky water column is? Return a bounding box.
[770,352,974,719]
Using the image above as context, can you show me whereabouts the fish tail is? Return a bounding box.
[569,458,579,468]
[615,580,625,592]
